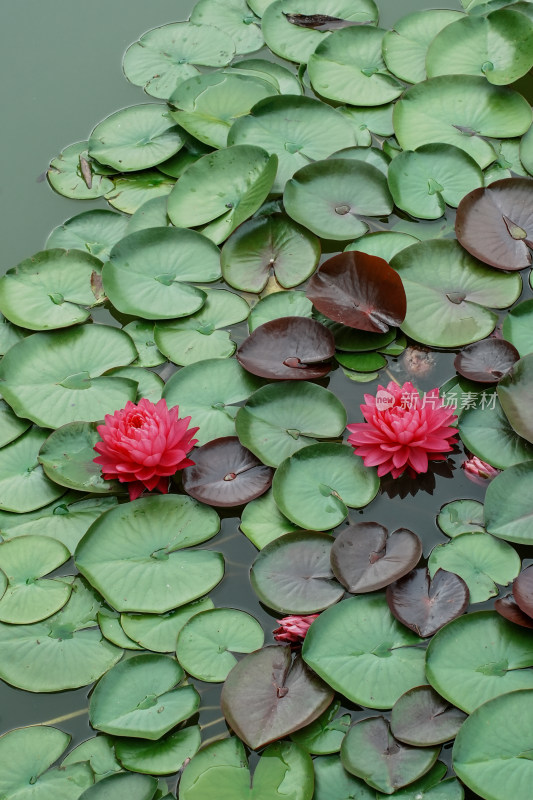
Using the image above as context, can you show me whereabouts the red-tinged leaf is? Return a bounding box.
[386,567,469,637]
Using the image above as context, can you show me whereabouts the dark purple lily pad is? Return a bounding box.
[284,13,372,30]
[513,564,533,618]
[330,522,422,594]
[495,593,533,629]
[454,338,520,383]
[390,685,467,746]
[220,645,334,750]
[340,716,440,794]
[386,567,469,638]
[455,178,533,270]
[306,251,406,334]
[250,532,345,615]
[236,316,335,380]
[182,437,273,507]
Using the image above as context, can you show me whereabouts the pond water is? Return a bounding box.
[1,2,532,799]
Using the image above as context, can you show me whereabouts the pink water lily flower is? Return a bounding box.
[347,381,458,479]
[93,398,198,500]
[462,455,500,485]
[273,614,320,646]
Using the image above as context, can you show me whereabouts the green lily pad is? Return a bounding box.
[46,210,128,261]
[104,171,175,214]
[0,399,30,448]
[123,321,165,368]
[313,755,374,800]
[393,76,532,168]
[75,494,223,613]
[484,138,529,184]
[284,159,393,241]
[190,0,264,55]
[248,291,313,331]
[89,653,199,739]
[0,576,122,691]
[390,239,521,347]
[302,595,426,708]
[290,701,351,755]
[229,57,303,94]
[0,249,104,331]
[498,354,533,444]
[38,422,120,494]
[176,608,264,681]
[329,146,390,175]
[0,312,26,355]
[0,428,66,513]
[167,145,277,244]
[170,72,276,149]
[335,351,387,372]
[154,289,249,365]
[88,105,185,172]
[453,688,533,800]
[115,726,201,775]
[272,443,379,530]
[221,213,320,292]
[308,27,404,106]
[426,610,533,712]
[0,726,93,800]
[97,607,143,650]
[459,397,533,468]
[121,597,214,653]
[47,142,115,200]
[485,460,533,544]
[240,489,302,549]
[162,358,264,446]
[503,299,533,356]
[382,9,465,84]
[228,96,357,194]
[123,22,235,99]
[341,716,439,794]
[521,122,533,175]
[236,382,346,467]
[0,536,71,623]
[387,144,484,219]
[340,103,394,143]
[317,314,397,352]
[247,0,276,16]
[126,195,170,232]
[78,773,157,800]
[106,367,163,404]
[426,9,533,85]
[437,499,485,538]
[250,532,343,613]
[262,0,378,64]
[180,737,314,800]
[103,227,220,320]
[0,325,137,429]
[62,735,121,782]
[428,532,520,603]
[0,494,117,554]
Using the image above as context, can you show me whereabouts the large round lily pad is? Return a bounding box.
[46,209,128,261]
[503,299,533,357]
[390,239,521,347]
[103,227,220,320]
[75,494,223,613]
[302,595,427,708]
[104,170,175,214]
[484,460,533,544]
[0,325,138,429]
[228,95,357,194]
[0,400,29,449]
[89,654,199,739]
[123,22,235,99]
[88,105,185,171]
[498,354,533,445]
[308,26,404,106]
[167,145,277,244]
[459,396,533,468]
[121,597,214,653]
[0,577,123,692]
[250,532,344,614]
[0,427,66,513]
[235,381,346,467]
[273,443,379,530]
[393,76,532,168]
[190,0,264,55]
[284,159,393,241]
[426,610,533,712]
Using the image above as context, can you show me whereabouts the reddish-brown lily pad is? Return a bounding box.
[182,437,273,507]
[236,317,335,380]
[221,645,334,750]
[495,593,533,630]
[330,522,422,594]
[386,567,469,638]
[306,251,406,333]
[513,564,533,618]
[390,685,467,747]
[455,177,533,270]
[454,338,520,383]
